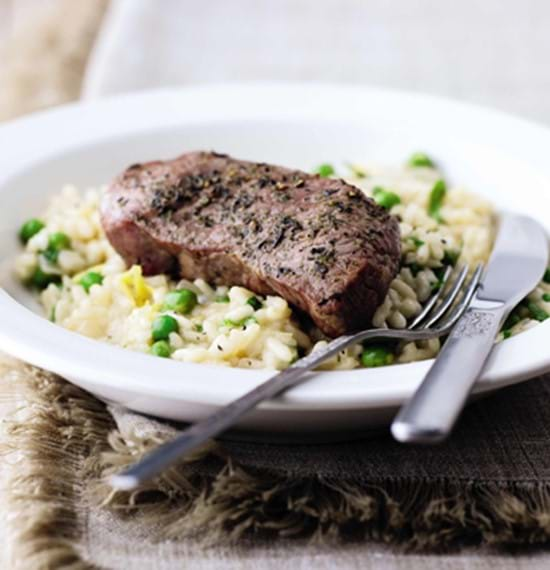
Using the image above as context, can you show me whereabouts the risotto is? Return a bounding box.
[14,154,550,370]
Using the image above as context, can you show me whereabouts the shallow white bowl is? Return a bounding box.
[0,83,549,435]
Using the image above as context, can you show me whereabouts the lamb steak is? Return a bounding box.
[101,151,401,337]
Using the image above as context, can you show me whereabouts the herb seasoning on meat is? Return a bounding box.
[100,151,401,337]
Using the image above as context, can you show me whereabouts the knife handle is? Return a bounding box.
[392,305,506,444]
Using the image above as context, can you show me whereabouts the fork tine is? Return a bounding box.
[419,264,470,330]
[408,266,453,330]
[435,263,484,330]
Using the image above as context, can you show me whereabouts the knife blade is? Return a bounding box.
[392,213,549,444]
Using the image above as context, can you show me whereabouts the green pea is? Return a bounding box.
[527,301,549,322]
[543,293,550,302]
[79,271,103,293]
[428,179,447,223]
[544,269,550,284]
[19,218,45,243]
[152,315,179,341]
[215,294,230,303]
[246,296,262,310]
[163,289,198,314]
[315,163,335,178]
[48,232,71,251]
[150,340,171,358]
[361,345,395,368]
[408,152,435,168]
[372,187,401,210]
[30,267,60,289]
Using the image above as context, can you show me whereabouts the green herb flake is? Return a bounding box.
[41,247,60,264]
[223,316,258,329]
[408,236,425,248]
[407,263,424,277]
[428,179,447,223]
[246,296,262,311]
[442,249,460,266]
[430,266,447,291]
[372,186,401,210]
[222,318,237,328]
[503,311,521,331]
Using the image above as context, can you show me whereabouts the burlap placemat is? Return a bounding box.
[3,358,550,569]
[2,3,550,569]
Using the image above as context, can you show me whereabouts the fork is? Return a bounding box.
[111,263,484,490]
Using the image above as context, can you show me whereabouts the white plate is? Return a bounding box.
[0,83,549,435]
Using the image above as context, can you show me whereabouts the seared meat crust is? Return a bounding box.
[101,152,401,337]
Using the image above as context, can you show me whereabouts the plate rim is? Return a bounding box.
[0,81,549,413]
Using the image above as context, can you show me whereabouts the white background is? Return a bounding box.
[84,0,550,124]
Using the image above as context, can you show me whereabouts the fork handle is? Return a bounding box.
[110,333,356,489]
[391,304,507,444]
[111,325,454,489]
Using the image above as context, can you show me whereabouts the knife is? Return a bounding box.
[391,213,549,444]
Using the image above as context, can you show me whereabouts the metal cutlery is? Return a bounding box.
[392,213,549,444]
[111,260,483,490]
